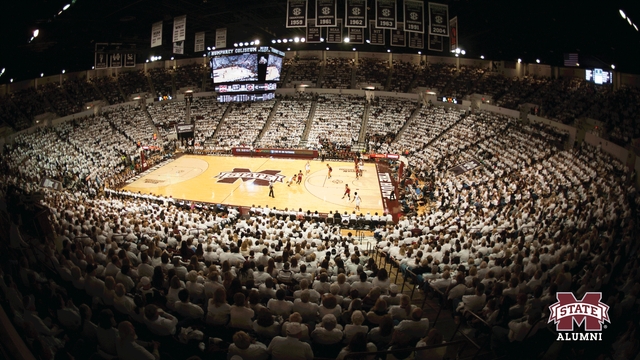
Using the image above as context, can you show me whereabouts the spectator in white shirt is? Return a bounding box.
[267,289,294,318]
[175,289,204,319]
[267,322,314,360]
[230,292,255,330]
[116,321,159,360]
[228,331,269,360]
[207,287,231,326]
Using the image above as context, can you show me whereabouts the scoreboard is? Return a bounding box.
[208,46,284,102]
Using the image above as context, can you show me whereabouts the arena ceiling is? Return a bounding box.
[1,0,638,82]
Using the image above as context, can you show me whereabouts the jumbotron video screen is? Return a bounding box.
[211,53,259,83]
[266,54,283,82]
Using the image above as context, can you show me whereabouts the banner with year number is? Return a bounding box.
[194,32,205,52]
[316,0,337,27]
[345,0,367,28]
[404,0,425,33]
[348,27,364,44]
[428,2,449,37]
[375,0,397,29]
[287,0,308,28]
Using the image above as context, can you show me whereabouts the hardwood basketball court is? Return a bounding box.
[123,155,387,216]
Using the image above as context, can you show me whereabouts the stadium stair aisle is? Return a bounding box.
[254,98,281,144]
[209,103,233,140]
[300,100,318,143]
[392,104,423,143]
[357,102,370,143]
[146,72,156,97]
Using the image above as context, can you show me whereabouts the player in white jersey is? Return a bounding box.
[305,161,311,176]
[352,192,361,211]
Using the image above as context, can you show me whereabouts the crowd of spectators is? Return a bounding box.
[414,63,457,94]
[307,94,365,149]
[10,87,50,124]
[191,98,228,145]
[443,66,486,99]
[355,59,389,89]
[586,85,640,146]
[366,97,416,153]
[256,94,314,149]
[211,100,275,149]
[322,58,354,89]
[119,70,151,98]
[39,83,77,117]
[0,89,638,360]
[149,68,174,98]
[289,59,321,86]
[0,94,31,130]
[389,61,420,93]
[496,76,549,110]
[278,58,296,87]
[93,76,125,105]
[64,78,102,110]
[174,64,208,92]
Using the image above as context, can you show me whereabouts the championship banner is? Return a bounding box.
[375,0,397,30]
[151,21,163,48]
[428,2,449,37]
[369,20,385,45]
[404,0,425,33]
[449,16,458,52]
[195,32,205,52]
[173,41,184,54]
[124,53,136,67]
[348,27,364,44]
[215,28,227,49]
[306,20,322,43]
[172,15,186,43]
[409,31,424,49]
[110,54,122,68]
[326,19,343,43]
[427,34,443,51]
[286,0,307,28]
[390,22,406,47]
[345,0,367,28]
[316,0,337,27]
[95,43,108,69]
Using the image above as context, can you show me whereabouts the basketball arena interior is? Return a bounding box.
[0,1,639,360]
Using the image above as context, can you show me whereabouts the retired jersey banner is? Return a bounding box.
[124,53,136,67]
[427,34,443,51]
[404,0,425,33]
[326,18,343,43]
[215,28,227,49]
[95,53,107,69]
[409,31,424,49]
[151,21,163,48]
[287,0,308,28]
[391,22,406,47]
[369,20,385,45]
[375,0,397,30]
[316,0,337,27]
[306,19,322,43]
[348,27,364,44]
[173,41,184,54]
[194,32,205,52]
[172,15,186,43]
[110,54,122,68]
[449,16,458,52]
[345,0,367,28]
[428,3,449,37]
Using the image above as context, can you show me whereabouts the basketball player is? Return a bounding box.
[287,174,295,187]
[355,162,360,180]
[305,161,311,176]
[358,161,364,178]
[352,192,361,211]
[342,184,351,200]
[268,180,275,198]
[327,164,333,179]
[296,170,303,185]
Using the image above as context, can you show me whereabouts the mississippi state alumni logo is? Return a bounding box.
[213,168,285,186]
[549,292,610,341]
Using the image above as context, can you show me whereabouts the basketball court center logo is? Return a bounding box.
[548,292,610,341]
[213,168,285,186]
